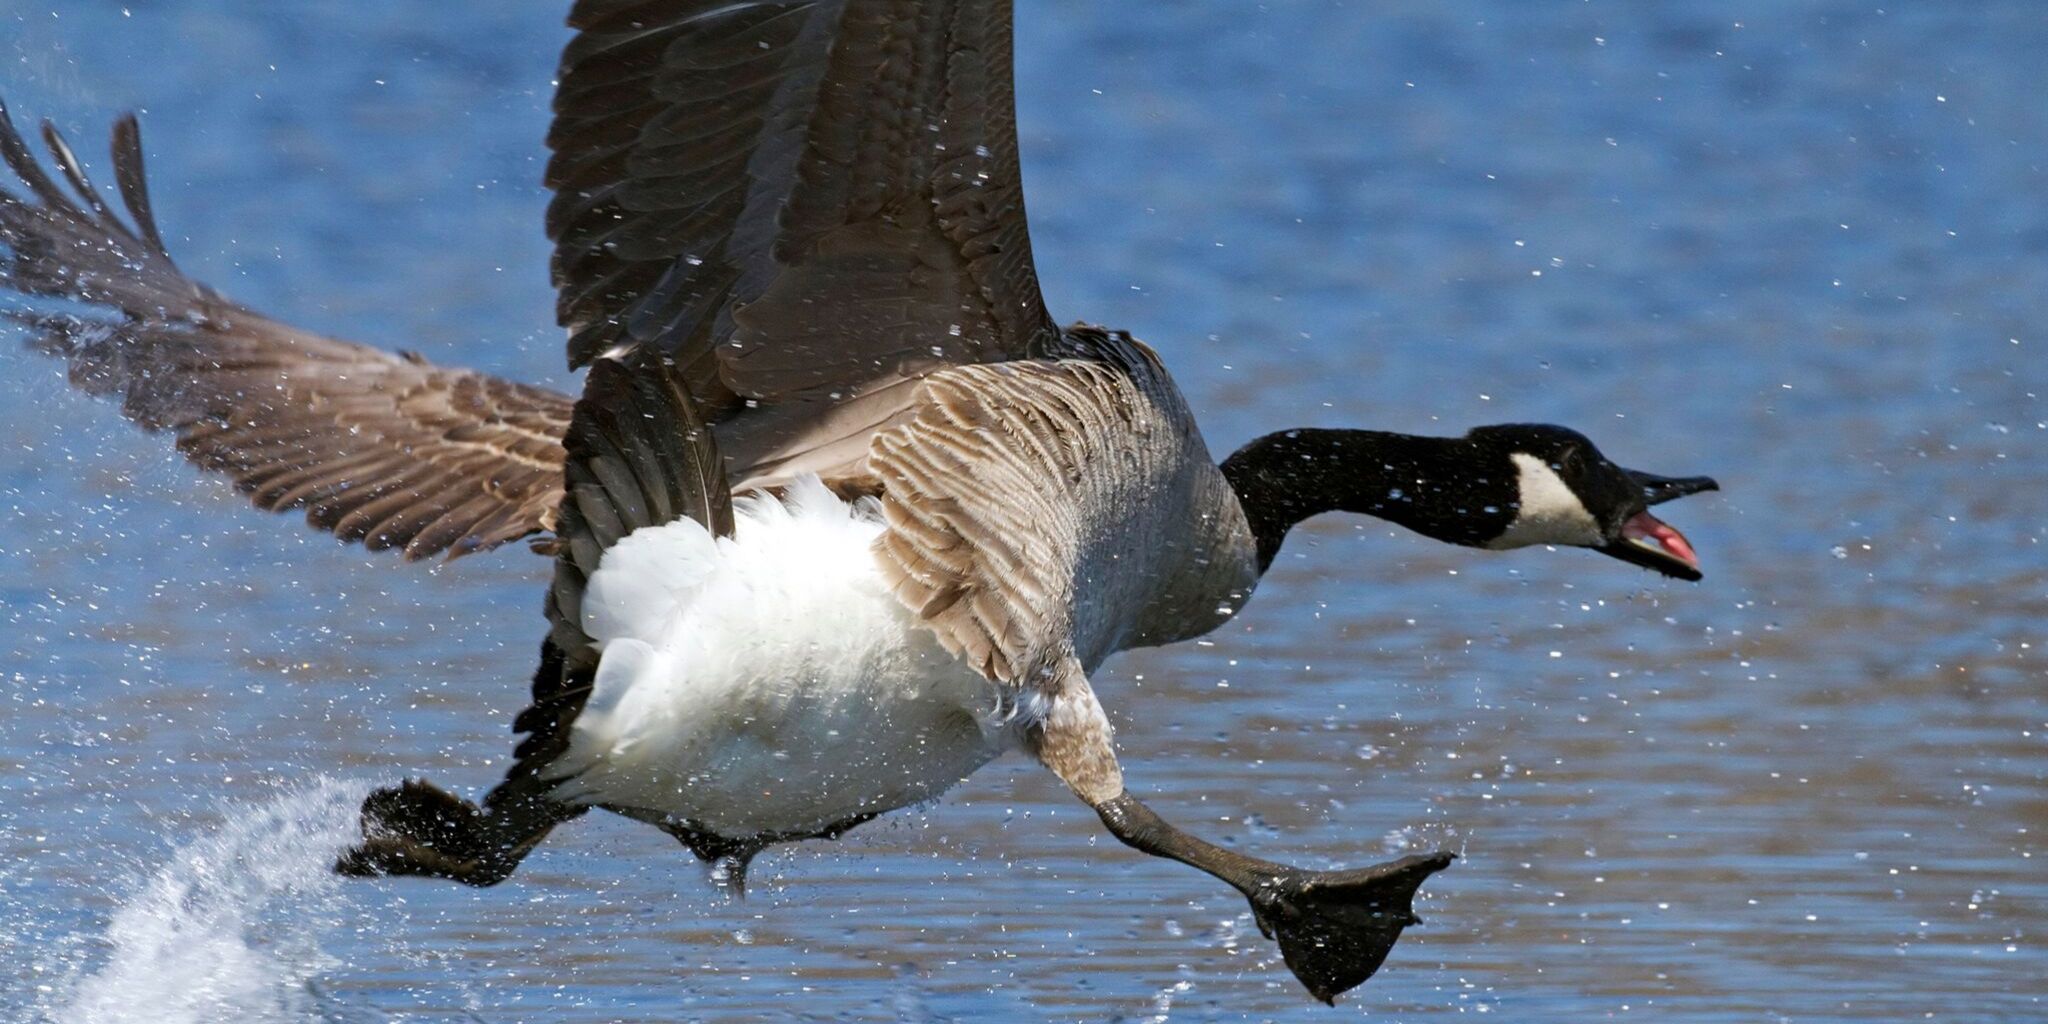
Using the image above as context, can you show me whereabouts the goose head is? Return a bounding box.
[1220,424,1718,578]
[1463,424,1718,580]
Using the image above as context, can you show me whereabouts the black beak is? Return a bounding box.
[1598,517,1703,581]
[1599,469,1717,582]
[1628,470,1719,507]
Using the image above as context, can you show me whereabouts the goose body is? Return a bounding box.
[1,0,1718,1004]
[555,475,1005,838]
[559,340,1262,840]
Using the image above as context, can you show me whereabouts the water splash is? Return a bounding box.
[1144,979,1193,1023]
[46,779,369,1024]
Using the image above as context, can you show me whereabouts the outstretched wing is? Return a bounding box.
[549,0,1063,487]
[0,104,574,560]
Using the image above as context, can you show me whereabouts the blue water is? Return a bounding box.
[2,2,2043,1021]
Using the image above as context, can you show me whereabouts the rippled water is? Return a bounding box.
[2,2,2043,1021]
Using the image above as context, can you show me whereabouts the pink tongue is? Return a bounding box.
[1623,511,1698,567]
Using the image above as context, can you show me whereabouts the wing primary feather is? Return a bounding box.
[109,114,171,261]
[37,121,121,229]
[0,99,71,209]
[4,105,578,562]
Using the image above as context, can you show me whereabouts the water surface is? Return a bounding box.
[2,2,2043,1021]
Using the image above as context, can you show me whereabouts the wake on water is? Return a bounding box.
[40,779,373,1024]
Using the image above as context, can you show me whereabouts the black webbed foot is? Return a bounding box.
[336,779,516,886]
[1241,851,1455,1004]
[707,852,754,899]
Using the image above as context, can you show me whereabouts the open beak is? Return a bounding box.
[1600,511,1702,580]
[1600,470,1717,581]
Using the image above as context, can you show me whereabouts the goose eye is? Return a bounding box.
[1554,445,1585,475]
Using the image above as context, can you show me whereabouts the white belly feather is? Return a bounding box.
[546,476,1008,839]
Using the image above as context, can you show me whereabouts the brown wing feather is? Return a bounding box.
[0,105,574,560]
[868,330,1252,688]
[548,0,1063,487]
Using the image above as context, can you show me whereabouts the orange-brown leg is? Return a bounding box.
[1032,669,1453,1004]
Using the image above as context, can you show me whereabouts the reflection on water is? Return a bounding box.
[2,1,2042,1021]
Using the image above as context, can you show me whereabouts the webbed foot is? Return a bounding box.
[336,779,516,886]
[1241,851,1455,1004]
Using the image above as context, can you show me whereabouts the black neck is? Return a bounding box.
[1219,428,1515,573]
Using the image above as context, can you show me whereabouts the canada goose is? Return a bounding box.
[0,2,1718,1004]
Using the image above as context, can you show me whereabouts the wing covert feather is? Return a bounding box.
[868,331,1253,687]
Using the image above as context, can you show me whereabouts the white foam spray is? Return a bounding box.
[45,779,369,1024]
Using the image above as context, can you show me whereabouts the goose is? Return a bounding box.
[0,1,1717,1003]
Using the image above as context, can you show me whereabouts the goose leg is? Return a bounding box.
[335,774,582,886]
[1032,677,1453,1004]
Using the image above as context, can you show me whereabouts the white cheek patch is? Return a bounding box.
[1487,452,1604,550]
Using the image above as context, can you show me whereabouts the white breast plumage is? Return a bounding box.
[544,476,1008,839]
